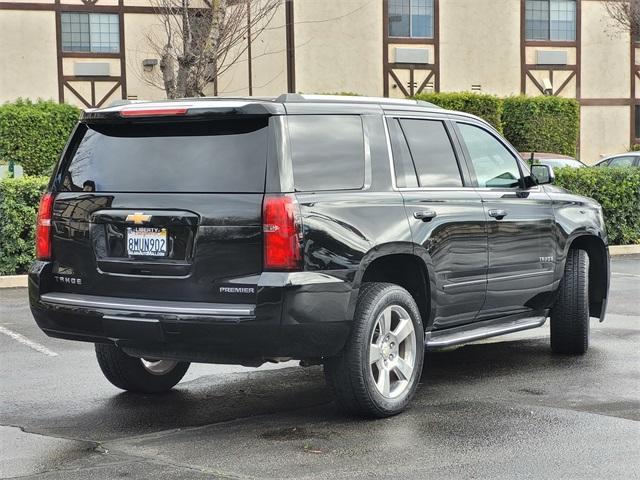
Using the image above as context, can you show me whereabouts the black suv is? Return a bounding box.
[29,94,610,417]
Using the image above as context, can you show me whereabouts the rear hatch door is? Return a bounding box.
[50,114,270,305]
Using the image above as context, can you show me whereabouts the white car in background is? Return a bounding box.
[520,152,587,169]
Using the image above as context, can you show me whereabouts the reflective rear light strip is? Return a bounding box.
[120,107,189,117]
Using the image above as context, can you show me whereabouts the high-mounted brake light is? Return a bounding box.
[120,107,189,117]
[263,194,302,271]
[36,193,54,260]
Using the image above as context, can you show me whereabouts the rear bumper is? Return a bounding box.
[29,262,355,362]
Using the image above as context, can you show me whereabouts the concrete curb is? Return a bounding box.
[609,245,640,256]
[0,275,27,289]
[0,245,638,289]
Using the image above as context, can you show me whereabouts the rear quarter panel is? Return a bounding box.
[291,113,415,323]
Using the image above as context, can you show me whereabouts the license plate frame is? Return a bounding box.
[126,227,168,257]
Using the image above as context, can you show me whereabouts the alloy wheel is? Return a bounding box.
[368,305,417,399]
[140,358,178,376]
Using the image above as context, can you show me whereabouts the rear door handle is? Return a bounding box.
[413,209,437,222]
[488,209,507,219]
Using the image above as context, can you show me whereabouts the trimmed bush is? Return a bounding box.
[502,96,579,157]
[413,94,579,157]
[413,92,504,131]
[0,176,49,275]
[554,167,640,245]
[0,99,80,176]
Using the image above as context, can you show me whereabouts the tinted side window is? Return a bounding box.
[608,156,635,167]
[387,118,418,188]
[457,123,521,188]
[289,115,365,191]
[399,119,462,188]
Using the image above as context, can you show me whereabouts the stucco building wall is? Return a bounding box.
[294,0,383,96]
[439,0,521,96]
[123,13,166,101]
[0,10,58,101]
[581,106,631,163]
[0,1,635,162]
[581,1,629,100]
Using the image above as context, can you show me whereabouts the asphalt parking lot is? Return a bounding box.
[1,255,639,479]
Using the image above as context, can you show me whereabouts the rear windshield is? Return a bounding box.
[60,119,268,193]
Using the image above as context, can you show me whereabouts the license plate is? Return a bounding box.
[126,227,167,257]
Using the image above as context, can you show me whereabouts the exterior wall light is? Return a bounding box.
[142,59,158,72]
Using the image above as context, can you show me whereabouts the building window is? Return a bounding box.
[525,0,576,41]
[61,13,120,53]
[635,105,640,139]
[389,0,434,39]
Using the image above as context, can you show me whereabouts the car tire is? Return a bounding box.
[324,282,424,418]
[95,343,190,393]
[550,248,590,355]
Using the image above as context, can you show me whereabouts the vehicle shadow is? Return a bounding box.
[30,334,629,480]
[423,335,599,384]
[417,335,605,401]
[40,334,606,442]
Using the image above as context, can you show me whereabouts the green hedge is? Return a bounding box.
[0,99,80,176]
[0,176,49,275]
[554,167,640,245]
[413,92,503,132]
[502,96,579,157]
[412,93,580,157]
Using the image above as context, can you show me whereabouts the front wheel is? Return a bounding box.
[95,343,190,393]
[325,282,424,418]
[550,248,590,355]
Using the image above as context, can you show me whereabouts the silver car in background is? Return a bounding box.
[594,152,640,168]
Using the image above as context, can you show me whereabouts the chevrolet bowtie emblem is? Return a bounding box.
[125,212,152,224]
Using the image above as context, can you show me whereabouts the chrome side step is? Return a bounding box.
[425,315,547,350]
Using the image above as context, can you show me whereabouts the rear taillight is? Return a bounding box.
[36,193,54,260]
[262,194,302,271]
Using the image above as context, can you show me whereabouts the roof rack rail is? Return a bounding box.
[106,99,142,108]
[415,100,439,108]
[273,93,440,108]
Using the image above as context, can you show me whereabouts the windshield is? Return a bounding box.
[538,158,584,169]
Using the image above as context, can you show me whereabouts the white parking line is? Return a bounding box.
[0,325,58,357]
[611,272,640,278]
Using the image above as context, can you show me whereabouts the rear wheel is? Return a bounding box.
[95,343,190,393]
[325,282,424,418]
[550,249,590,355]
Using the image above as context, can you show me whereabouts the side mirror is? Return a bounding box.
[531,164,555,185]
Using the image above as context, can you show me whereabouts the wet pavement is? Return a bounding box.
[1,255,639,479]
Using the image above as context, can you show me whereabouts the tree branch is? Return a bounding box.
[603,0,640,37]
